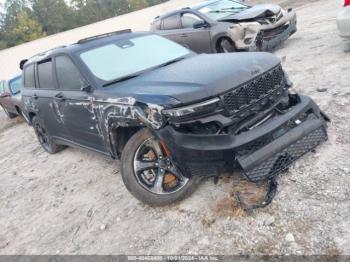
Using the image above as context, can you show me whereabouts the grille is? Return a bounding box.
[242,127,327,182]
[222,65,285,114]
[236,136,274,157]
[263,23,289,38]
[236,112,312,157]
[186,163,221,177]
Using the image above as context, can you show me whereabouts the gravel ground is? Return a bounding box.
[0,0,349,255]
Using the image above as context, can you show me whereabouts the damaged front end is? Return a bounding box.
[155,65,329,182]
[225,8,297,51]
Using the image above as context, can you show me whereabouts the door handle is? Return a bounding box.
[54,93,66,102]
[32,94,39,100]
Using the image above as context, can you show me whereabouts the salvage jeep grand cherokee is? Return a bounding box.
[20,31,328,206]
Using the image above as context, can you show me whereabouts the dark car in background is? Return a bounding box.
[151,0,297,53]
[21,31,327,206]
[0,75,26,120]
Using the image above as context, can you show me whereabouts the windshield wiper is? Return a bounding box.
[221,7,247,10]
[210,7,247,13]
[102,57,186,87]
[103,73,140,87]
[156,57,185,68]
[209,10,235,13]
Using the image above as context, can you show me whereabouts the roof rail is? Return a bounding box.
[77,29,132,44]
[181,7,191,9]
[21,45,67,68]
[34,45,67,57]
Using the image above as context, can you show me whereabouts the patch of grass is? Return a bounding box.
[212,176,275,217]
[212,196,246,218]
[231,178,271,210]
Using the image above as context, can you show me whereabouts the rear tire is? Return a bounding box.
[32,116,66,154]
[1,104,17,119]
[121,128,201,206]
[217,38,236,53]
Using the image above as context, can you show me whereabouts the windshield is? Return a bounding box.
[9,76,22,95]
[80,34,191,83]
[198,0,249,20]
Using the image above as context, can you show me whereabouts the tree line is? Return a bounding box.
[0,0,168,50]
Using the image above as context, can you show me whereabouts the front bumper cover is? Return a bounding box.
[156,95,328,182]
[257,10,298,51]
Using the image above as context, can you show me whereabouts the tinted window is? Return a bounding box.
[9,76,22,94]
[56,56,85,90]
[24,64,35,88]
[162,14,180,30]
[38,60,54,89]
[181,13,204,28]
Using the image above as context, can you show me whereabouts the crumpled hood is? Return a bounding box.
[102,53,281,107]
[219,4,282,22]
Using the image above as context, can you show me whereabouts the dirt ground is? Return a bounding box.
[1,0,349,255]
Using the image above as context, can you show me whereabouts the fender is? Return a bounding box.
[95,98,165,157]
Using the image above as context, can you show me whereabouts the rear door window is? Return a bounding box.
[24,64,35,88]
[55,56,86,90]
[162,14,180,30]
[37,60,55,89]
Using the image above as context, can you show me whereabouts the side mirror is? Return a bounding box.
[193,20,208,29]
[80,85,92,93]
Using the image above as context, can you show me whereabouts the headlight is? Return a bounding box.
[162,98,220,119]
[257,19,269,25]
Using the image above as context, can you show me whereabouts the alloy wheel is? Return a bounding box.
[133,137,189,195]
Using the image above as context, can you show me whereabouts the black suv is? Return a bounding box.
[21,31,328,206]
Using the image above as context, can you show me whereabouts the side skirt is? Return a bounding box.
[52,136,114,159]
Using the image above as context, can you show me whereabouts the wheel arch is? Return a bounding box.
[14,106,22,116]
[108,124,143,159]
[215,36,236,53]
[28,111,37,124]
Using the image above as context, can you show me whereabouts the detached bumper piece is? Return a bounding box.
[257,12,297,51]
[157,95,328,181]
[237,122,327,182]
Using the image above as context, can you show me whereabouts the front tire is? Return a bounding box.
[121,129,201,206]
[32,116,66,154]
[217,38,236,53]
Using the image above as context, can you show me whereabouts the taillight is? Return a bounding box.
[345,0,350,6]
